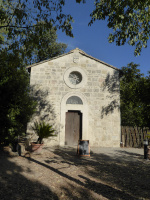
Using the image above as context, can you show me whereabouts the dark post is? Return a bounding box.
[143,139,148,159]
[17,144,21,156]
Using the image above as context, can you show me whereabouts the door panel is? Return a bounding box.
[65,111,82,145]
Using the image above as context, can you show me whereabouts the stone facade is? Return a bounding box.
[27,48,121,147]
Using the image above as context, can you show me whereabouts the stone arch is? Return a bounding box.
[60,92,89,146]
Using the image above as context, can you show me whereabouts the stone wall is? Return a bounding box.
[27,49,120,147]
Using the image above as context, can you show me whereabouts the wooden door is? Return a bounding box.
[65,111,82,146]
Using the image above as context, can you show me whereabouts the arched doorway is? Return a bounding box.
[60,92,88,146]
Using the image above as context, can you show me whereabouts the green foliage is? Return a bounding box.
[32,121,56,144]
[0,0,68,65]
[120,63,150,127]
[23,21,67,65]
[0,49,37,143]
[0,0,74,45]
[1,0,149,56]
[0,0,68,144]
[89,0,150,56]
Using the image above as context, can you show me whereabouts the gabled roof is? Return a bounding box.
[26,48,120,71]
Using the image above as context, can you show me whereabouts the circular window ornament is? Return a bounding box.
[69,71,82,85]
[64,67,87,89]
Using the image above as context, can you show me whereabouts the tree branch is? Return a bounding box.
[0,24,43,29]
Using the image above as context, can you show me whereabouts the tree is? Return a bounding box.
[77,0,150,56]
[120,63,150,127]
[0,27,67,143]
[23,21,67,65]
[0,0,68,65]
[0,0,74,48]
[1,0,150,56]
[138,72,150,127]
[0,49,37,143]
[0,1,68,143]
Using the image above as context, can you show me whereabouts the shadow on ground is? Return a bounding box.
[0,147,58,200]
[48,146,150,200]
[1,146,150,200]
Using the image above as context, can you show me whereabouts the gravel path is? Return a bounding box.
[0,146,149,200]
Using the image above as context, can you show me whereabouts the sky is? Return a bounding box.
[57,1,150,76]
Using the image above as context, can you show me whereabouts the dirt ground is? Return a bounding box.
[0,146,150,200]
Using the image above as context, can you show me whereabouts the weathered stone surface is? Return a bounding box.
[27,48,121,147]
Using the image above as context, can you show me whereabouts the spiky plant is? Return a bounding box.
[32,121,56,144]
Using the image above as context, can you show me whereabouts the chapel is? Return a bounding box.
[27,48,121,147]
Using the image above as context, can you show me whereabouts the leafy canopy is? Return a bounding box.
[120,63,150,127]
[0,49,37,143]
[23,21,67,65]
[1,0,149,56]
[91,0,150,56]
[0,0,74,45]
[0,0,68,143]
[77,0,150,56]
